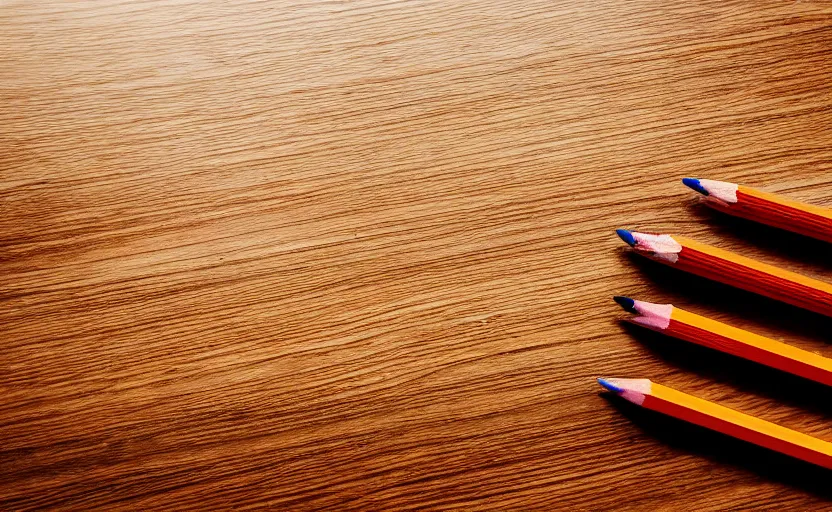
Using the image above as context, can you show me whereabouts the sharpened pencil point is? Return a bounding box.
[616,229,636,246]
[597,378,624,394]
[682,177,709,196]
[613,296,637,313]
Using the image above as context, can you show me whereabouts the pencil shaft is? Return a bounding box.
[599,378,832,470]
[667,310,832,386]
[673,237,832,318]
[644,386,832,469]
[618,298,832,386]
[705,186,832,243]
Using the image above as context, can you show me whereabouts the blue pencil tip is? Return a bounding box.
[616,229,636,246]
[597,378,624,394]
[682,177,709,196]
[613,296,637,313]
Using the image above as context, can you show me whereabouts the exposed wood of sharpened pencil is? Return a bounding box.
[614,297,832,386]
[683,178,832,243]
[616,230,832,318]
[597,378,832,470]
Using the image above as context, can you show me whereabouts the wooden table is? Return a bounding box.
[3,1,832,509]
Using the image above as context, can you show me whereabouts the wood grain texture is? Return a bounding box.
[2,1,832,509]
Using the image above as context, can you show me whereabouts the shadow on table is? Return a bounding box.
[600,392,832,500]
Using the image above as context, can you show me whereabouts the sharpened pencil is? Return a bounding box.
[683,178,832,243]
[613,296,832,386]
[616,230,832,318]
[597,377,832,469]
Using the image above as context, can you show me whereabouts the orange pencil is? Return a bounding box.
[616,230,832,318]
[682,178,832,243]
[597,378,832,469]
[613,296,832,386]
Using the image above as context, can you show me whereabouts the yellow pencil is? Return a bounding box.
[616,230,832,318]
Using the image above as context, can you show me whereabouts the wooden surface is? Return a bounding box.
[3,1,832,509]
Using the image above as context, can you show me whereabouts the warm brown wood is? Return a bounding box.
[3,1,832,509]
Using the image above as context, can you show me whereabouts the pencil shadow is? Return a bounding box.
[687,201,832,270]
[619,250,832,344]
[600,393,832,499]
[620,322,832,419]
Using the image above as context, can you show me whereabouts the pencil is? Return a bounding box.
[597,377,832,469]
[613,296,832,386]
[615,229,832,317]
[682,178,832,243]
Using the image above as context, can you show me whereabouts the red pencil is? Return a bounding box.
[683,178,832,243]
[597,378,832,469]
[616,230,832,318]
[613,296,832,386]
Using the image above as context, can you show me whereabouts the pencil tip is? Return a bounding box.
[597,378,624,393]
[682,177,709,196]
[613,296,637,313]
[615,229,636,246]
